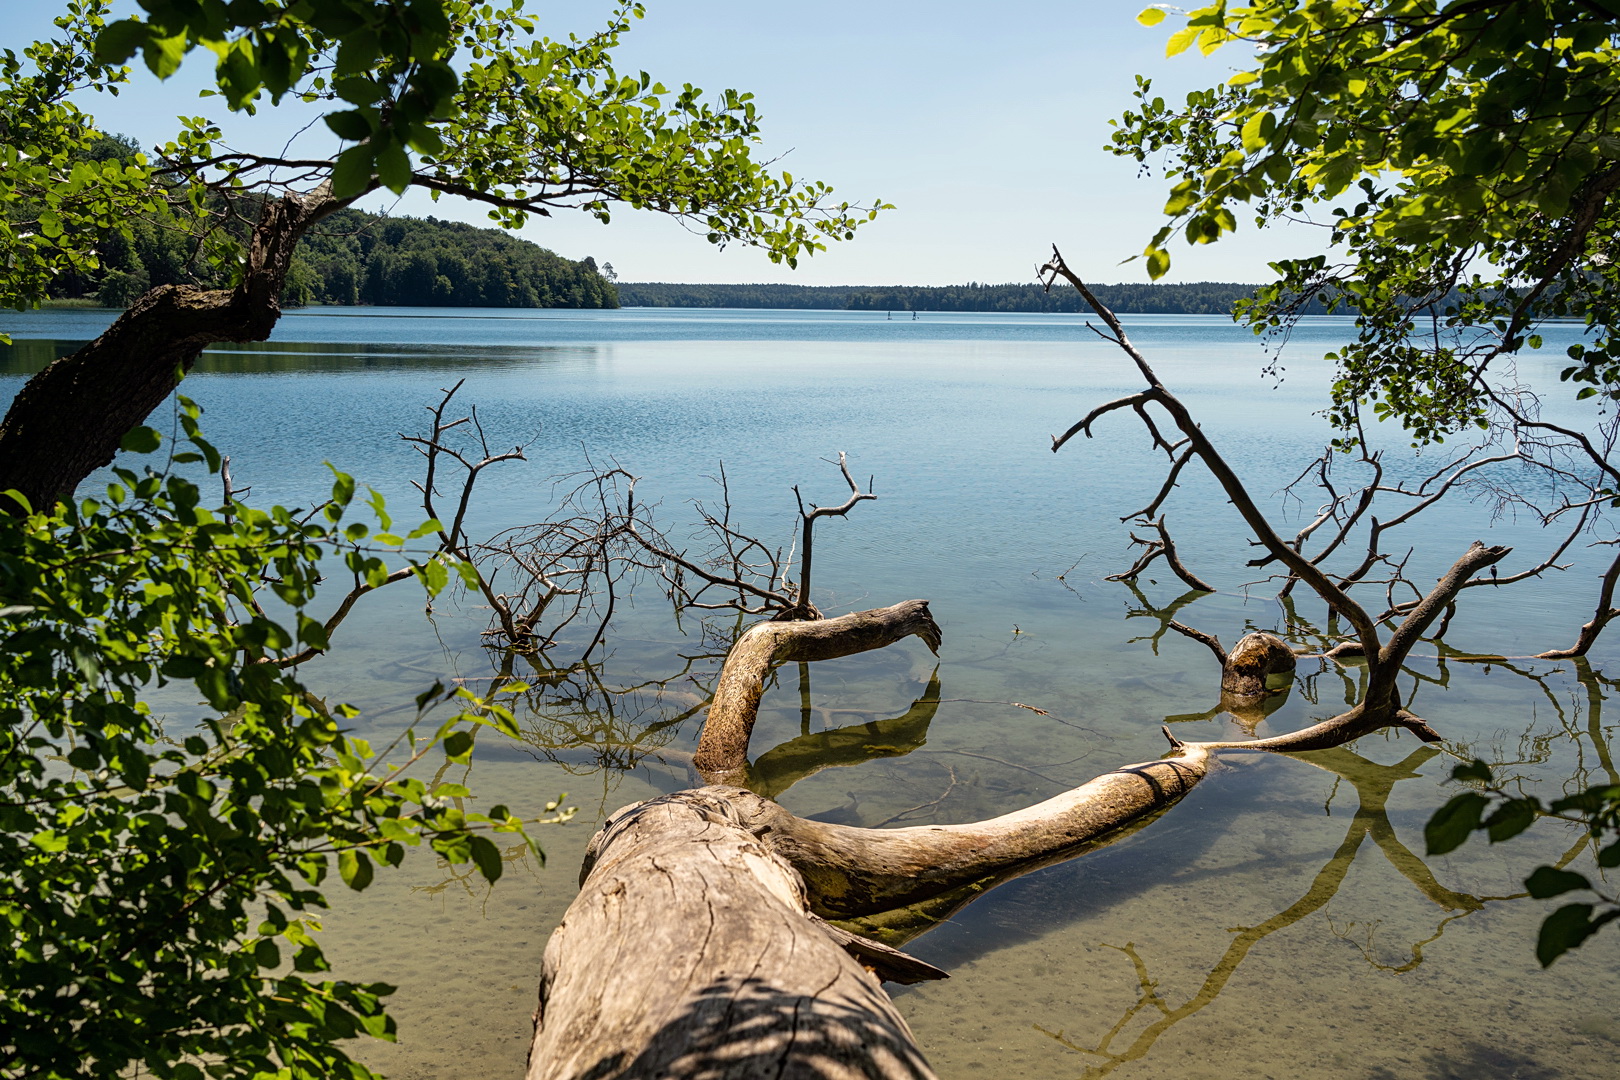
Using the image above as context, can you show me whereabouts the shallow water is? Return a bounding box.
[3,306,1617,1079]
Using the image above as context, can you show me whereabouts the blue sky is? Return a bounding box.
[0,1,1322,285]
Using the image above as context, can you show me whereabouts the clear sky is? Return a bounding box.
[0,1,1322,286]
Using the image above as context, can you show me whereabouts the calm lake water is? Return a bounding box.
[4,306,1618,1079]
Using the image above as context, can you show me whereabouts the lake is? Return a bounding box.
[3,305,1617,1080]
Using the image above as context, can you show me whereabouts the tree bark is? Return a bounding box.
[527,790,941,1080]
[0,190,338,512]
[693,600,942,783]
[1220,631,1296,697]
[1536,547,1620,659]
[528,598,1222,1080]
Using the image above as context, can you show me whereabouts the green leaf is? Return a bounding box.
[1484,799,1537,843]
[119,426,163,454]
[415,681,446,710]
[443,730,474,762]
[329,466,356,507]
[142,32,190,79]
[406,518,444,539]
[1525,866,1591,899]
[376,137,413,194]
[297,614,329,651]
[94,19,150,63]
[1451,759,1493,784]
[325,109,374,142]
[1240,111,1274,154]
[331,144,375,199]
[1165,24,1199,56]
[1537,903,1597,967]
[252,938,281,967]
[339,849,375,891]
[1425,792,1489,855]
[367,487,393,531]
[418,557,450,595]
[1137,7,1167,27]
[469,834,503,882]
[1145,246,1170,280]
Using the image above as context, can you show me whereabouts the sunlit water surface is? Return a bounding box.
[4,306,1618,1079]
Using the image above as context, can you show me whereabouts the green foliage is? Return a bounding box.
[1426,758,1620,965]
[89,0,875,258]
[0,398,564,1080]
[4,0,883,340]
[1114,0,1620,442]
[284,210,619,308]
[614,279,1317,314]
[0,2,160,330]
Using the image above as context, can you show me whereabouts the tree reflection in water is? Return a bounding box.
[1031,741,1594,1077]
[435,612,1614,1072]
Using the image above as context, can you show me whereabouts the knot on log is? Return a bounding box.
[1221,632,1297,698]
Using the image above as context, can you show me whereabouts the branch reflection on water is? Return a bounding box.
[449,605,1613,1073]
[1032,743,1594,1078]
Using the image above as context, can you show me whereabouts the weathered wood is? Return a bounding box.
[527,790,940,1080]
[721,751,1211,918]
[528,743,1212,1079]
[527,586,1405,1080]
[693,600,941,783]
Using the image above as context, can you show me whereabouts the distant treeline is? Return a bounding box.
[614,280,1332,315]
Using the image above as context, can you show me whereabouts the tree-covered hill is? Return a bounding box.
[613,280,1330,315]
[41,175,618,310]
[283,211,618,309]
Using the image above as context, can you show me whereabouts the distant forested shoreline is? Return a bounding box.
[614,280,1329,315]
[45,191,617,310]
[39,142,1306,318]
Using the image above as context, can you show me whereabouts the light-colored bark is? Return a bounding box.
[527,790,940,1080]
[693,600,941,783]
[528,596,1223,1080]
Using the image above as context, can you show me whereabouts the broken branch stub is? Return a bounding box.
[1221,631,1297,698]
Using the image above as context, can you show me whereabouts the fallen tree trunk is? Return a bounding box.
[528,749,1213,1080]
[528,601,1215,1080]
[527,789,942,1080]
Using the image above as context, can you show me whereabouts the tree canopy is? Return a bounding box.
[614,278,1319,314]
[2,0,881,333]
[1118,0,1620,963]
[1117,0,1620,438]
[54,200,620,310]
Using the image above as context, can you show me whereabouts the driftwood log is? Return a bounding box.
[527,601,1220,1080]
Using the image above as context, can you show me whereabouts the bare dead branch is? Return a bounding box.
[1105,518,1214,593]
[1168,621,1227,666]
